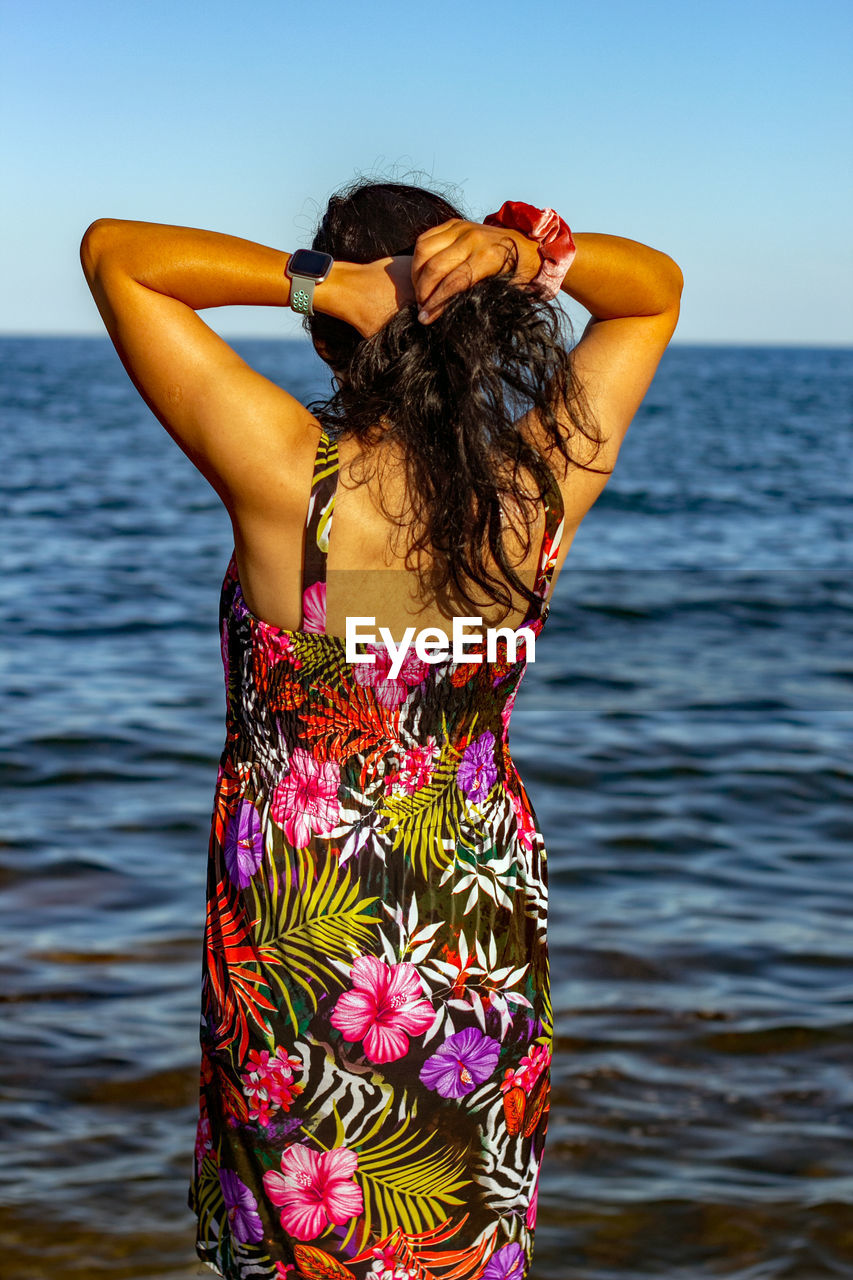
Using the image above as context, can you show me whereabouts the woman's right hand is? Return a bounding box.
[411,218,541,324]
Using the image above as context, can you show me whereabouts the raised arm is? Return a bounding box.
[550,231,683,527]
[557,230,683,435]
[408,214,682,546]
[79,219,410,516]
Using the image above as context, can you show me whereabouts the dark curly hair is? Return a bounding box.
[304,178,606,621]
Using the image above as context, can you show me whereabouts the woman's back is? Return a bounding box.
[233,422,557,642]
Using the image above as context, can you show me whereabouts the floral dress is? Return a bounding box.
[188,427,565,1280]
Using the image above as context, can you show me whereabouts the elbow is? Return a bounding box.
[667,256,685,300]
[79,218,120,279]
[653,255,684,318]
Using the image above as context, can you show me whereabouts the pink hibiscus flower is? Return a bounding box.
[501,1041,552,1096]
[194,1113,213,1174]
[330,954,435,1064]
[500,687,519,740]
[302,581,326,633]
[539,515,565,586]
[389,739,440,795]
[509,787,536,854]
[526,1170,540,1229]
[369,1243,416,1279]
[241,1047,303,1127]
[263,1143,363,1240]
[519,1042,552,1090]
[353,643,428,708]
[256,627,300,670]
[271,748,340,847]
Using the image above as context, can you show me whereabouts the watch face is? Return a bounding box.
[288,249,333,279]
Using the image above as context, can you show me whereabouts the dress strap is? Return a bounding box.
[521,461,565,627]
[302,428,340,595]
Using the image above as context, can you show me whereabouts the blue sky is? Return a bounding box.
[3,0,851,344]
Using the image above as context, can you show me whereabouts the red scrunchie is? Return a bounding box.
[483,200,577,300]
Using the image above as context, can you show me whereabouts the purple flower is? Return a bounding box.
[224,800,263,888]
[419,1027,501,1098]
[456,730,498,799]
[483,1243,526,1279]
[219,1167,264,1243]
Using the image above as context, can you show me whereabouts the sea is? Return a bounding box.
[1,336,851,1279]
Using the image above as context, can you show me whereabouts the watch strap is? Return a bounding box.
[289,275,317,316]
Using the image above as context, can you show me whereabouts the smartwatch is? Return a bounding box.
[285,249,334,316]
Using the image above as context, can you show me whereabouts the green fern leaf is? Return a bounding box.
[288,636,348,691]
[249,849,379,1033]
[332,1097,470,1244]
[378,742,488,877]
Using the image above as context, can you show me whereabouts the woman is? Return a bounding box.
[80,178,682,1280]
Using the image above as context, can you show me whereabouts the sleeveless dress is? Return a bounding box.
[188,427,565,1280]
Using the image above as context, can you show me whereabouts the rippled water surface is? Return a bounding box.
[1,338,852,1278]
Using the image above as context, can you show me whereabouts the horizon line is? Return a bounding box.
[1,331,851,351]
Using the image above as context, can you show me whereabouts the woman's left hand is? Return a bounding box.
[347,255,417,338]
